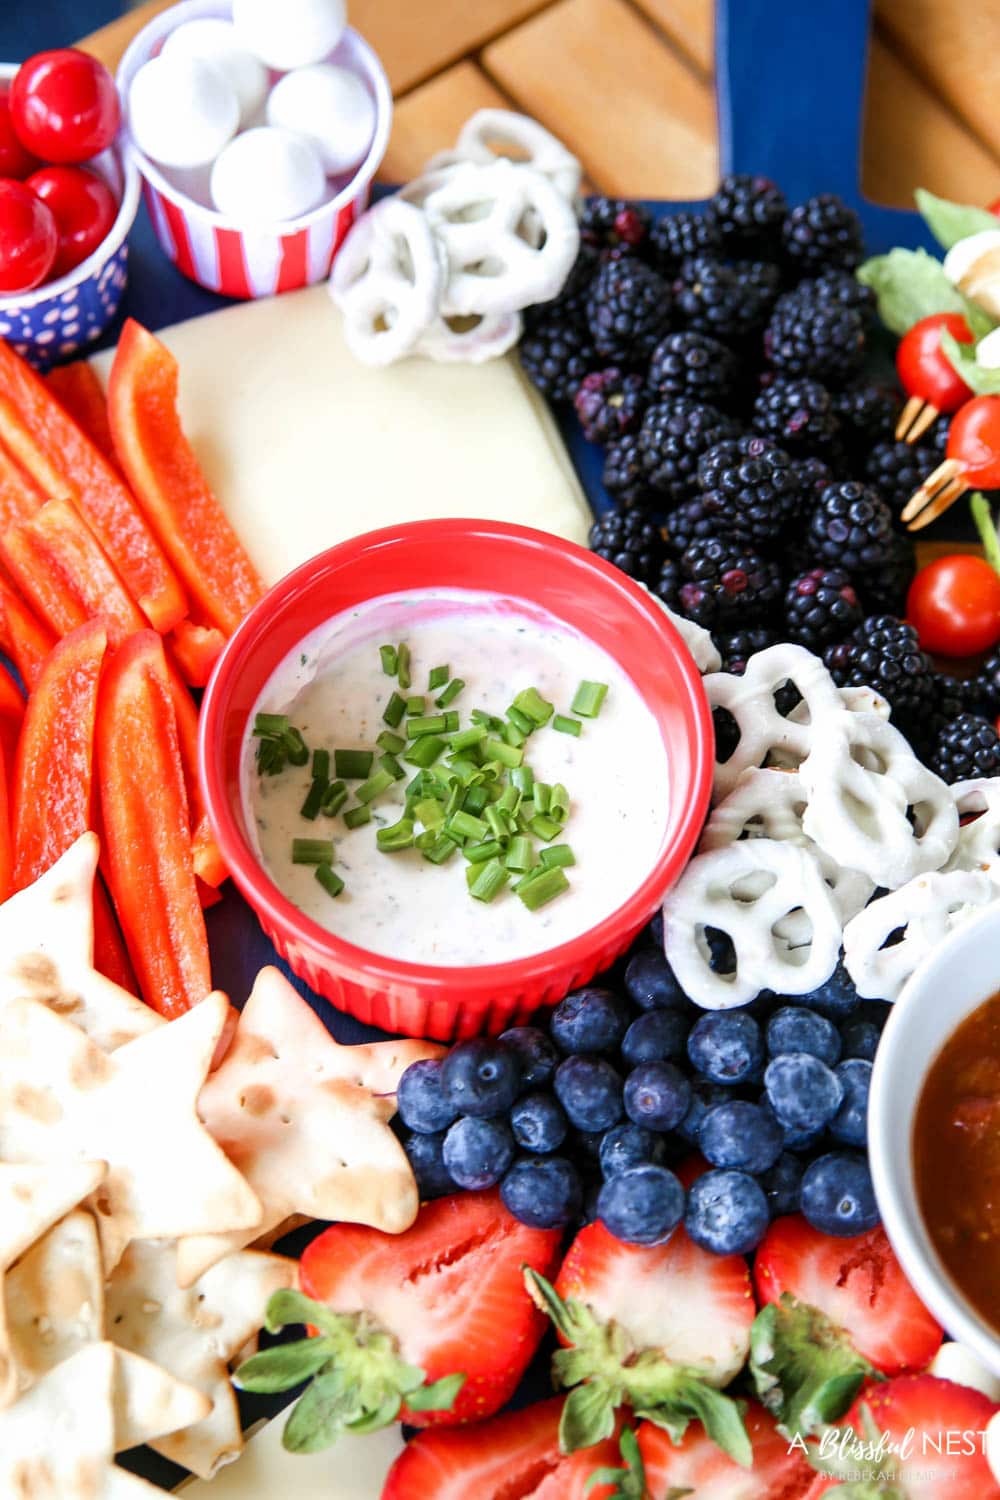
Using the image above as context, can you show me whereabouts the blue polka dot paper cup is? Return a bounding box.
[0,64,141,371]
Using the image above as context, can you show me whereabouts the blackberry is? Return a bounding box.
[832,380,898,453]
[783,568,862,650]
[764,288,866,387]
[655,556,680,609]
[973,647,1000,717]
[579,196,651,252]
[709,174,787,256]
[930,714,1000,784]
[602,434,650,507]
[752,377,840,455]
[825,615,932,723]
[574,368,648,443]
[678,537,782,629]
[638,398,740,504]
[519,318,596,402]
[806,480,894,574]
[589,505,666,586]
[586,259,672,364]
[810,269,877,325]
[717,628,776,674]
[646,211,721,277]
[782,193,864,275]
[524,244,599,332]
[664,496,725,554]
[858,530,916,616]
[697,435,806,545]
[648,331,740,410]
[673,255,780,341]
[795,455,835,503]
[924,674,971,749]
[864,439,939,517]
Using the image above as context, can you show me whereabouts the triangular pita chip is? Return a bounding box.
[0,834,162,1052]
[106,1239,296,1480]
[177,966,441,1284]
[6,1209,105,1390]
[0,993,261,1270]
[0,1160,105,1408]
[112,1347,212,1452]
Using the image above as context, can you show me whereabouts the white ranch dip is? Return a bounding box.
[242,589,670,966]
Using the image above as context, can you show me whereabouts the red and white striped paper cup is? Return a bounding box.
[116,0,391,299]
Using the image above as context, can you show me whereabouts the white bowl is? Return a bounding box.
[869,900,1000,1373]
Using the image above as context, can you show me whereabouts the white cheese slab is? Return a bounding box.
[176,1416,402,1497]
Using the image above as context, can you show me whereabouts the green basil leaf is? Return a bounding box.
[856,248,995,338]
[406,1373,466,1412]
[916,189,1000,250]
[941,327,1000,394]
[560,1382,617,1454]
[232,1336,333,1394]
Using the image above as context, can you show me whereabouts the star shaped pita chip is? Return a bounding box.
[0,1160,105,1409]
[106,1238,296,1480]
[177,966,442,1285]
[0,992,261,1271]
[0,833,162,1053]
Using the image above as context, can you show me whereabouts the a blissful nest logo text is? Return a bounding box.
[788,1422,987,1481]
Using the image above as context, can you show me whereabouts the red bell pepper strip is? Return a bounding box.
[93,876,140,995]
[107,320,264,636]
[45,361,120,471]
[0,339,187,633]
[166,661,228,888]
[0,441,43,534]
[0,660,24,775]
[97,630,211,1018]
[169,617,226,688]
[1,497,146,647]
[12,618,108,891]
[0,583,56,690]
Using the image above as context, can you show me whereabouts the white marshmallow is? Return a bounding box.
[210,127,327,225]
[976,326,1000,370]
[928,1341,1000,1403]
[232,0,347,70]
[266,64,375,175]
[129,53,239,169]
[161,18,269,129]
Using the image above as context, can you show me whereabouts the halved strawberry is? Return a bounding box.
[556,1217,755,1387]
[807,1375,1000,1498]
[638,1400,816,1498]
[380,1397,622,1500]
[754,1216,942,1375]
[298,1189,561,1427]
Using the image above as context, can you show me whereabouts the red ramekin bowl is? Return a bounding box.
[199,519,713,1040]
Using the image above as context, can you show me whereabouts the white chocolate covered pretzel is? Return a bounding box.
[330,197,444,366]
[453,110,583,200]
[662,839,842,1010]
[945,777,1000,877]
[843,869,995,1000]
[417,309,523,363]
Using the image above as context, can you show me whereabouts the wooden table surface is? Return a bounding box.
[77,0,1000,206]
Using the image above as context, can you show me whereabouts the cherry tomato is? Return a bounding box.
[907,554,1000,657]
[896,312,974,413]
[947,395,1000,488]
[0,178,58,293]
[0,90,39,179]
[27,164,118,278]
[10,50,120,165]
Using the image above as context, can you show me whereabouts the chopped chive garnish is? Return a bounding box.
[513,687,554,726]
[378,752,404,781]
[572,680,608,718]
[423,834,458,865]
[443,710,460,734]
[335,749,374,779]
[292,837,334,866]
[396,643,411,690]
[540,844,575,869]
[469,857,509,902]
[447,757,482,787]
[505,835,534,872]
[311,748,330,780]
[530,813,562,842]
[377,730,406,755]
[435,678,465,708]
[344,803,371,830]
[428,665,449,690]
[282,727,309,766]
[463,784,489,815]
[253,711,289,738]
[448,725,486,752]
[498,784,521,815]
[321,780,348,817]
[484,804,508,842]
[484,737,523,768]
[444,780,463,817]
[471,709,503,730]
[511,766,534,795]
[383,691,406,728]
[533,783,551,815]
[447,809,488,842]
[379,644,398,676]
[315,863,344,898]
[257,740,286,775]
[518,865,569,910]
[408,713,448,738]
[414,828,438,851]
[553,715,582,736]
[404,772,427,798]
[414,797,445,830]
[300,776,328,821]
[406,696,426,716]
[465,839,503,864]
[404,735,446,768]
[550,784,570,822]
[506,705,534,736]
[377,817,415,851]
[356,768,395,804]
[502,720,526,748]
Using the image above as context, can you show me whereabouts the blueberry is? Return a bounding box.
[550,987,631,1055]
[767,1006,842,1067]
[510,1091,569,1154]
[800,961,860,1021]
[764,1052,844,1133]
[645,910,665,948]
[840,1018,880,1062]
[500,1155,582,1228]
[499,1026,560,1090]
[761,1151,804,1218]
[597,1164,685,1245]
[677,1076,732,1144]
[698,1100,784,1174]
[621,1009,689,1067]
[829,1059,871,1147]
[403,1130,454,1198]
[624,948,687,1011]
[440,1039,522,1119]
[685,1169,770,1255]
[687,1011,764,1084]
[800,1151,879,1236]
[397,1059,460,1135]
[624,1061,691,1131]
[442,1116,515,1190]
[554,1055,624,1131]
[599,1122,668,1179]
